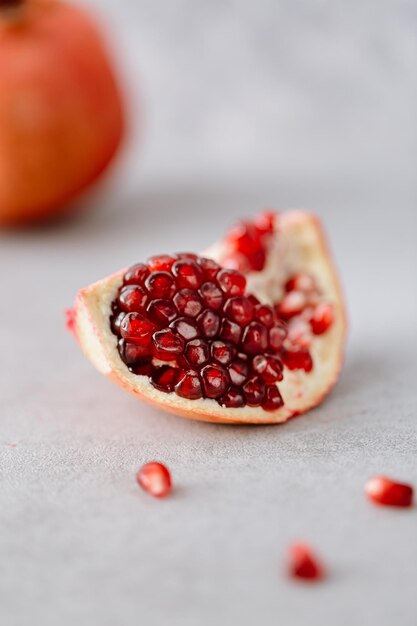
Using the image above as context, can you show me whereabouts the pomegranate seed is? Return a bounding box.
[228,358,249,385]
[283,349,313,372]
[365,476,414,508]
[216,269,246,296]
[254,211,276,235]
[145,271,176,299]
[211,340,236,366]
[120,313,157,349]
[197,257,221,280]
[201,364,229,398]
[172,259,204,289]
[150,366,182,392]
[243,376,265,406]
[262,385,284,410]
[147,299,177,326]
[199,282,224,311]
[118,339,151,365]
[197,309,221,338]
[184,338,210,367]
[219,318,242,344]
[223,296,254,326]
[117,285,148,313]
[254,304,275,328]
[175,370,203,399]
[130,361,153,376]
[123,263,150,286]
[277,291,307,318]
[175,252,198,260]
[287,319,311,349]
[226,221,261,256]
[247,294,261,306]
[252,354,283,382]
[287,543,324,581]
[111,310,126,334]
[247,249,266,271]
[218,386,245,408]
[241,322,268,355]
[173,289,203,318]
[310,303,334,335]
[269,323,287,352]
[136,462,172,498]
[152,329,184,360]
[147,254,175,272]
[222,253,251,273]
[285,273,316,293]
[169,317,200,340]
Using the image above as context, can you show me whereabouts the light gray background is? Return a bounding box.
[1,1,416,625]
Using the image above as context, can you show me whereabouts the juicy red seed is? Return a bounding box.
[111,310,126,334]
[285,273,316,293]
[199,282,224,311]
[277,291,307,318]
[147,299,177,327]
[228,358,249,385]
[218,387,245,408]
[211,340,236,366]
[173,289,203,317]
[175,370,203,399]
[221,253,250,273]
[150,366,182,392]
[243,376,265,406]
[247,294,261,306]
[169,317,200,340]
[197,257,221,280]
[117,285,148,313]
[123,263,150,286]
[172,259,204,289]
[283,349,313,372]
[287,543,324,581]
[365,476,414,508]
[247,249,266,272]
[147,254,175,272]
[252,354,283,382]
[226,221,262,256]
[262,385,284,410]
[145,271,176,299]
[136,462,172,498]
[130,361,154,376]
[287,319,311,349]
[269,323,287,352]
[197,309,221,338]
[120,313,157,348]
[152,329,184,360]
[254,211,276,235]
[223,296,254,326]
[310,303,334,335]
[175,252,199,260]
[216,269,246,296]
[219,318,242,344]
[118,339,151,365]
[254,304,275,328]
[241,322,268,355]
[184,339,210,367]
[200,364,229,399]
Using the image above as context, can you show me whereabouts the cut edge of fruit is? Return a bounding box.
[72,210,347,425]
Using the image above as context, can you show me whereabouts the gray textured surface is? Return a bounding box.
[1,1,417,625]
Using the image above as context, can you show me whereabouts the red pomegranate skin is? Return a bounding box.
[0,0,125,225]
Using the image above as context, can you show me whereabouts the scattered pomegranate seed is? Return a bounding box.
[175,370,203,399]
[147,254,175,272]
[282,349,313,372]
[252,354,283,383]
[287,543,324,581]
[172,259,204,289]
[136,462,172,498]
[243,376,265,406]
[277,291,307,318]
[254,210,276,235]
[310,303,335,335]
[217,269,246,296]
[365,475,414,508]
[262,385,284,410]
[65,307,76,333]
[269,323,287,351]
[285,273,316,293]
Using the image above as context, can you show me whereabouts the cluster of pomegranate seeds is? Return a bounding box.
[287,543,325,581]
[110,253,294,411]
[365,475,414,508]
[223,212,276,272]
[136,462,172,498]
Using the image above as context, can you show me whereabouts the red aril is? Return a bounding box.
[136,462,172,498]
[287,543,324,581]
[365,475,414,508]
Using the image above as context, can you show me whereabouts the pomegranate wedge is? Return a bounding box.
[71,211,347,424]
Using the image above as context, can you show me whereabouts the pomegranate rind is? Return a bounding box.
[72,211,347,424]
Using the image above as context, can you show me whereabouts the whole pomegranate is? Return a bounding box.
[0,0,124,225]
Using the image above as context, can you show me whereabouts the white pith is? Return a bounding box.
[73,211,347,425]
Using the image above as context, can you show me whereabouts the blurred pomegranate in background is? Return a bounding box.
[0,0,125,226]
